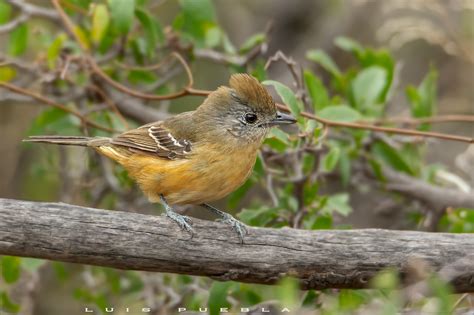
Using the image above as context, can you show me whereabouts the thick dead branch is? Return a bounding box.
[0,198,473,292]
[381,166,474,209]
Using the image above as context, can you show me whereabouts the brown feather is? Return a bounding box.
[110,121,192,160]
[229,73,275,113]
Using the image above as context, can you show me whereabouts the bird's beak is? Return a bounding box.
[268,111,297,126]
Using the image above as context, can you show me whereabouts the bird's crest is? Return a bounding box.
[229,74,275,113]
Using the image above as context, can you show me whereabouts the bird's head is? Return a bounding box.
[195,74,296,145]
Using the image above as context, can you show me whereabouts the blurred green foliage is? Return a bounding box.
[0,0,472,314]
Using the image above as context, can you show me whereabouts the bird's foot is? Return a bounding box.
[217,213,248,244]
[165,209,194,235]
[160,194,194,236]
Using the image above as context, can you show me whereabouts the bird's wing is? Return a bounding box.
[110,122,192,159]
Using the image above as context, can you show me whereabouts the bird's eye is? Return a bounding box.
[244,113,258,124]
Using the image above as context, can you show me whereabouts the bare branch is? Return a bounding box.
[0,82,117,133]
[0,198,473,292]
[0,13,28,33]
[8,0,59,21]
[276,103,474,144]
[0,0,60,34]
[360,115,474,125]
[380,166,474,209]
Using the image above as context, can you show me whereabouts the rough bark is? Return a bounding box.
[0,198,473,292]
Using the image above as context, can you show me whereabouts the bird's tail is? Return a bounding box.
[23,135,111,147]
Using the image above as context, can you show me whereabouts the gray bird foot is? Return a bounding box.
[160,194,194,236]
[165,209,194,235]
[217,213,248,244]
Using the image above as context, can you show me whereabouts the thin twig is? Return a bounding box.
[86,85,129,131]
[7,0,59,20]
[87,53,209,100]
[362,115,474,125]
[0,13,28,33]
[0,82,116,133]
[114,54,177,72]
[51,0,88,51]
[275,104,474,144]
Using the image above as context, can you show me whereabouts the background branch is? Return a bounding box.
[379,166,474,209]
[0,198,473,293]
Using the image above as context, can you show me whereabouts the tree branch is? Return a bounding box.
[380,166,474,209]
[0,198,473,292]
[7,0,59,21]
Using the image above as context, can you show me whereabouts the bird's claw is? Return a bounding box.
[165,210,194,235]
[218,214,249,243]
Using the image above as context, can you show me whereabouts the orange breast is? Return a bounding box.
[109,143,259,205]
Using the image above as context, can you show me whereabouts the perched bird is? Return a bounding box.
[25,74,296,242]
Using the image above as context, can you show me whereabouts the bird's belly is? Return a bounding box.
[128,146,258,205]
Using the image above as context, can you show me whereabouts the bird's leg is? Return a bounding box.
[200,203,248,243]
[160,194,194,235]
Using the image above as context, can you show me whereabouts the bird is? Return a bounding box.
[24,74,296,242]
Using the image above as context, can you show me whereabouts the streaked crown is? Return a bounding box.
[229,74,275,114]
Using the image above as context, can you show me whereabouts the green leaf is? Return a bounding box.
[428,276,454,314]
[335,36,363,54]
[205,25,221,48]
[263,80,303,117]
[370,269,399,290]
[336,37,395,104]
[130,38,146,64]
[322,193,352,216]
[351,66,387,112]
[47,34,67,70]
[174,0,216,47]
[264,137,287,153]
[108,0,135,35]
[1,256,21,283]
[302,153,315,175]
[227,178,253,209]
[222,34,236,54]
[310,215,332,230]
[406,68,438,130]
[268,128,290,144]
[72,25,91,50]
[28,107,81,136]
[135,8,164,57]
[0,1,12,24]
[276,277,299,309]
[304,70,329,111]
[439,208,474,233]
[238,206,279,226]
[368,158,385,182]
[127,70,157,84]
[8,23,28,56]
[1,292,20,313]
[69,0,92,9]
[0,66,16,82]
[339,151,351,187]
[208,282,232,315]
[92,4,110,44]
[239,33,265,53]
[372,141,414,175]
[52,261,69,281]
[318,105,362,122]
[302,290,320,306]
[179,0,215,23]
[339,290,366,311]
[306,49,341,77]
[321,146,341,172]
